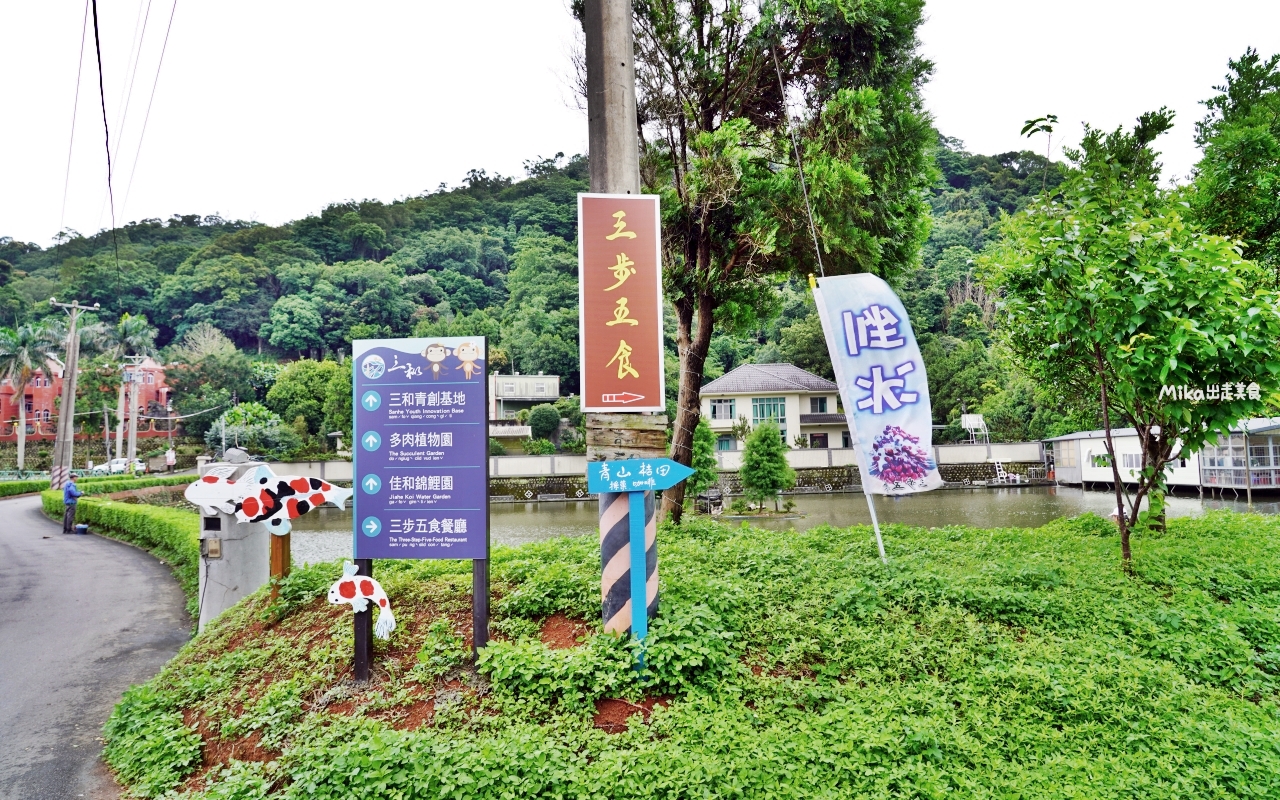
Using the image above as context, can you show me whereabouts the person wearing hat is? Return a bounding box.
[63,472,84,534]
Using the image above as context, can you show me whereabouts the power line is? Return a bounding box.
[122,0,178,216]
[113,0,155,169]
[772,45,824,278]
[89,0,121,297]
[60,0,91,235]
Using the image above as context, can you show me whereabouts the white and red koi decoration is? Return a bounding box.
[184,464,352,535]
[328,561,396,639]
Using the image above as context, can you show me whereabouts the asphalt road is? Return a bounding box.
[0,495,190,799]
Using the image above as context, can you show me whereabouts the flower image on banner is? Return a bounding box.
[813,274,943,496]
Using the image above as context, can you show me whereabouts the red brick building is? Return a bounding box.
[0,357,172,441]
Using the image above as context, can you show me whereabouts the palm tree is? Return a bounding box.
[0,323,59,471]
[95,314,158,460]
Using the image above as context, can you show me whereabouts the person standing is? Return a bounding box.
[63,472,83,534]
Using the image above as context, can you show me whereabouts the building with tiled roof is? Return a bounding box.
[700,363,850,451]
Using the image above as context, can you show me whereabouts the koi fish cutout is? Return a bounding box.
[328,561,396,639]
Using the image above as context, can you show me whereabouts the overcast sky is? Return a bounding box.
[3,1,1279,246]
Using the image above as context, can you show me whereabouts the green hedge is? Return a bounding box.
[3,473,194,499]
[43,490,201,617]
[76,474,195,495]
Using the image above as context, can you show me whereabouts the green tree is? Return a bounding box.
[739,420,795,511]
[777,313,833,380]
[0,323,58,469]
[320,358,352,440]
[262,296,324,357]
[1192,48,1280,285]
[265,359,341,436]
[984,109,1280,560]
[628,0,935,519]
[687,417,720,502]
[527,403,561,441]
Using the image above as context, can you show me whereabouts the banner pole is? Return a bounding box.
[863,489,888,564]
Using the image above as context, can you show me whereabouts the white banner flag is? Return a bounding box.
[813,274,943,496]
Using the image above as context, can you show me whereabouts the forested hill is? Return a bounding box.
[0,140,1074,440]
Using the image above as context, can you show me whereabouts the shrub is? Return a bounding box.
[528,403,561,440]
[489,437,507,456]
[522,438,556,455]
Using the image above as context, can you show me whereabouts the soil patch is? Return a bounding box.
[540,613,593,649]
[593,697,669,733]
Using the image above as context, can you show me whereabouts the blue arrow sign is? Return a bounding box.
[587,458,696,494]
[361,474,382,494]
[361,390,381,411]
[361,431,381,451]
[361,516,382,537]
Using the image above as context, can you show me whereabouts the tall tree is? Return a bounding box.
[1192,48,1280,285]
[739,419,795,511]
[984,110,1280,562]
[0,323,58,470]
[624,0,935,519]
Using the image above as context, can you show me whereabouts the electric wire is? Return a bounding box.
[112,0,149,140]
[771,45,824,278]
[59,0,92,236]
[112,0,154,170]
[89,0,122,297]
[113,0,156,220]
[122,0,179,215]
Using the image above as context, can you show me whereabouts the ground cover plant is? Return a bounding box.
[102,510,1280,798]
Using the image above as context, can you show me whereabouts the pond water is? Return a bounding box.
[288,486,1274,566]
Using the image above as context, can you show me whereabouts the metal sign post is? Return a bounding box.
[588,458,693,650]
[352,336,491,678]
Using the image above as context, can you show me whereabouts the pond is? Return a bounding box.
[288,485,1274,566]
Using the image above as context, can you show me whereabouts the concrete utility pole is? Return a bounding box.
[584,0,641,195]
[122,355,145,464]
[49,298,99,489]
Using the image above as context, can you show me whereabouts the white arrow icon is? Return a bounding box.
[365,434,377,447]
[365,519,378,533]
[365,477,378,491]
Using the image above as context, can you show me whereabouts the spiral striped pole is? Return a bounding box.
[599,490,658,638]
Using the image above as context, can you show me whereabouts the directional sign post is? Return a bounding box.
[352,336,491,678]
[588,458,694,649]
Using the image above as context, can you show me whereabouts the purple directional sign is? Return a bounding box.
[352,337,489,560]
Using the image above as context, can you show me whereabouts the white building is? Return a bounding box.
[1046,417,1280,491]
[488,373,560,420]
[699,364,850,451]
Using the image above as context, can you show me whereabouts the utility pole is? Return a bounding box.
[584,0,640,195]
[49,298,99,489]
[123,355,145,464]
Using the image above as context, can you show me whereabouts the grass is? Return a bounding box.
[100,510,1280,799]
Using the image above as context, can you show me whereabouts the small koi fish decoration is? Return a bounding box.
[328,561,396,639]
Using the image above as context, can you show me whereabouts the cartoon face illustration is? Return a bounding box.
[454,341,482,379]
[423,343,449,378]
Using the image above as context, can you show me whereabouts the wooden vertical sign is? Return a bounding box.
[578,194,665,413]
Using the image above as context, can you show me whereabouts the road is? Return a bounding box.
[0,495,190,799]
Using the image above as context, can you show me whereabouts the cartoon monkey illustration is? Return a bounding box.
[454,341,483,379]
[422,343,449,379]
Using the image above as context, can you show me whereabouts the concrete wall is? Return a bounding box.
[264,460,354,481]
[933,442,1044,464]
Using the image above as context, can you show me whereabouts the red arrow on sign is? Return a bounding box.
[601,392,646,404]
